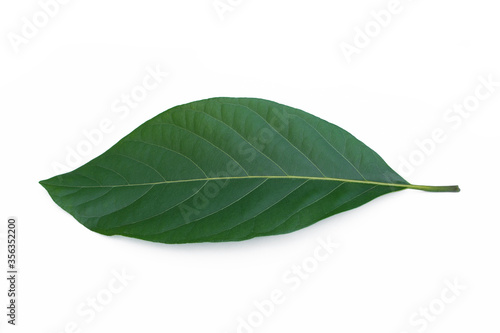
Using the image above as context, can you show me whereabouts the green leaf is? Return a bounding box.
[40,97,459,244]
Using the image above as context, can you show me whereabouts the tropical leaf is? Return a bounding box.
[40,97,459,244]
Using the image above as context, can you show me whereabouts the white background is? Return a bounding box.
[1,0,499,332]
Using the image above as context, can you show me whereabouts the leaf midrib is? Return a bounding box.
[44,175,421,190]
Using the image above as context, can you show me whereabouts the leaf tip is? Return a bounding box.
[39,178,48,188]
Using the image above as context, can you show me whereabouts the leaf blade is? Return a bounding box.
[40,97,459,244]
